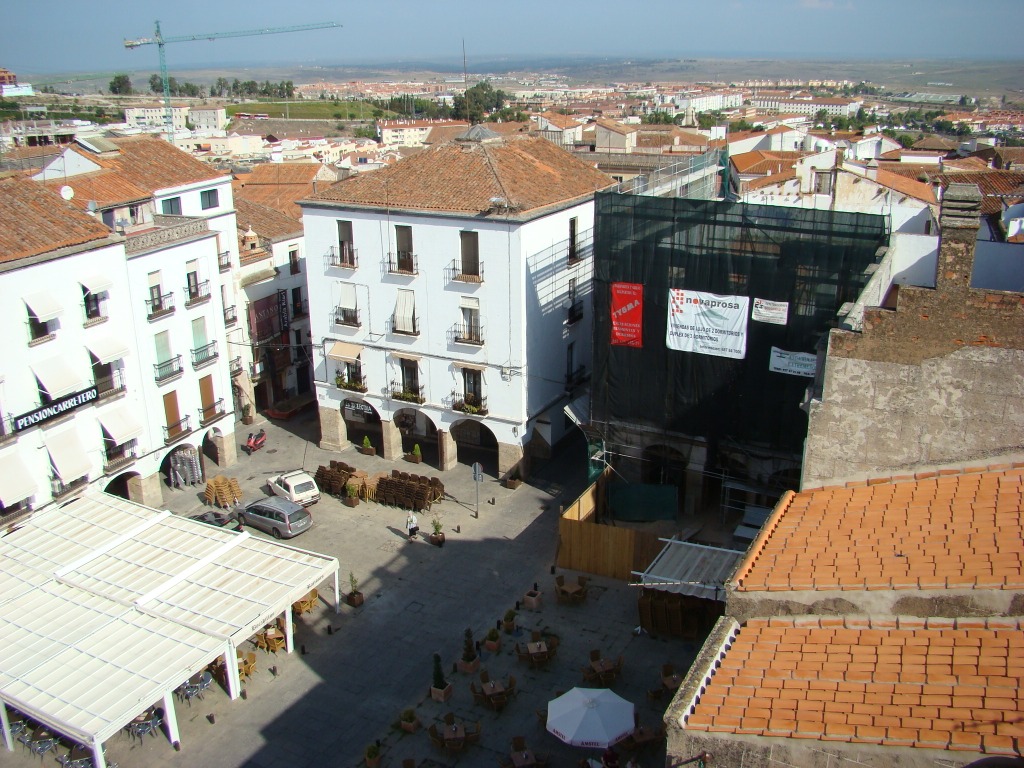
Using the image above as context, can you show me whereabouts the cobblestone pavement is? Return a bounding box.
[2,412,690,768]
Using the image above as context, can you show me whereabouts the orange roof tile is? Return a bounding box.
[744,171,797,191]
[307,134,614,217]
[41,166,150,210]
[734,468,1024,593]
[240,163,324,186]
[0,176,112,264]
[874,169,937,204]
[235,198,302,241]
[101,136,226,192]
[684,616,1024,755]
[731,150,807,175]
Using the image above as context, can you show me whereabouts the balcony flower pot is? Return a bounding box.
[360,436,376,456]
[405,443,422,464]
[346,572,364,607]
[399,709,420,734]
[523,589,542,612]
[483,627,501,654]
[365,744,382,768]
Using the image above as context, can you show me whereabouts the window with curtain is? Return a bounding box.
[394,289,417,334]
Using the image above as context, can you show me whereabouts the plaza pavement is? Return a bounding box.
[3,412,693,768]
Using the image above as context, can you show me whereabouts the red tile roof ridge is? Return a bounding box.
[729,490,796,589]
[678,618,742,728]
[805,461,1024,492]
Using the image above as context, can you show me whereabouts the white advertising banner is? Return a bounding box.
[667,289,749,359]
[769,347,817,377]
[752,298,789,325]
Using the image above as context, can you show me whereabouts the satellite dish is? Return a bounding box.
[60,185,75,201]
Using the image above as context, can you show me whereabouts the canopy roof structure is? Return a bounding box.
[632,538,743,602]
[0,493,340,761]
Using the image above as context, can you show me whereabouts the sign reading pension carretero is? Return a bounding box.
[14,386,99,432]
[667,289,749,359]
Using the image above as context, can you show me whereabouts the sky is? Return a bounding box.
[3,0,1023,76]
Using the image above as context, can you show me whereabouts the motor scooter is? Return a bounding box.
[245,429,267,455]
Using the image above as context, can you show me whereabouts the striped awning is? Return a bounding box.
[327,341,363,362]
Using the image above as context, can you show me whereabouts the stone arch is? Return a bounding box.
[160,442,204,490]
[103,470,143,503]
[450,418,499,477]
[393,407,438,468]
[342,398,383,452]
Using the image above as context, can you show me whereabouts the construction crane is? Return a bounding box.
[124,20,341,134]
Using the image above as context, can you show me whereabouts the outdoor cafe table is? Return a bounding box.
[528,641,548,657]
[511,749,536,767]
[560,582,582,597]
[591,658,615,674]
[483,680,506,699]
[443,723,465,740]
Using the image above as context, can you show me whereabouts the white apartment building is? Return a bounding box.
[0,137,243,520]
[376,119,469,147]
[301,128,614,478]
[123,104,190,131]
[189,107,227,131]
[751,96,862,118]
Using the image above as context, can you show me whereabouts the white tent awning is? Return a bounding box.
[633,538,743,602]
[97,405,144,445]
[326,341,362,362]
[23,292,63,322]
[80,274,113,294]
[32,357,88,399]
[0,451,37,506]
[87,336,130,366]
[45,428,91,482]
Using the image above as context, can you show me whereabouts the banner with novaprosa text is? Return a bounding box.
[667,289,749,359]
[610,282,644,347]
[769,347,817,377]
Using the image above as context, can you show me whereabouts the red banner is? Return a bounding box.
[610,282,643,347]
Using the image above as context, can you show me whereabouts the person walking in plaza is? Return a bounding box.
[406,511,419,540]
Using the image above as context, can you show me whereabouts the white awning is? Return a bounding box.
[633,538,743,602]
[338,282,357,309]
[327,341,363,362]
[23,292,64,323]
[46,428,91,482]
[87,335,130,365]
[80,274,113,294]
[455,361,487,371]
[394,289,415,333]
[0,451,37,506]
[32,357,88,399]
[391,351,421,361]
[460,295,480,309]
[97,405,144,445]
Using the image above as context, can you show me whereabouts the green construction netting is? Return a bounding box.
[609,483,678,522]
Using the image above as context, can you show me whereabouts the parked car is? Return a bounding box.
[238,497,312,539]
[189,510,243,532]
[267,470,320,507]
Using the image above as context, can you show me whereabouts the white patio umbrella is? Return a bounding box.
[546,687,635,748]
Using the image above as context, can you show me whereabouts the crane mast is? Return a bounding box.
[124,20,341,135]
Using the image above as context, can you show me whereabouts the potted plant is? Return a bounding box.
[457,627,480,674]
[360,435,376,456]
[241,403,254,425]
[430,652,452,702]
[504,466,523,490]
[502,608,517,635]
[364,742,381,767]
[523,587,543,612]
[428,515,445,547]
[484,626,501,654]
[398,708,420,734]
[344,482,360,507]
[405,443,422,464]
[347,571,364,607]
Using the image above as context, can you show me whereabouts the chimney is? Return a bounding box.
[935,183,982,292]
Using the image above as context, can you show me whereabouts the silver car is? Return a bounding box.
[239,497,312,539]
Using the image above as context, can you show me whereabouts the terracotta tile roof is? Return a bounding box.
[425,124,473,145]
[733,468,1024,593]
[307,135,614,216]
[943,156,992,172]
[595,119,639,135]
[0,176,112,264]
[683,616,1024,754]
[485,121,533,136]
[731,150,806,175]
[234,163,329,220]
[912,136,959,151]
[879,167,1024,214]
[240,163,324,186]
[874,169,937,204]
[744,171,797,191]
[539,112,580,130]
[41,166,150,210]
[235,198,302,241]
[101,136,227,192]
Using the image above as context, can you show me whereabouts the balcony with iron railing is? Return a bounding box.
[96,368,127,401]
[334,372,368,393]
[223,305,238,326]
[387,251,418,275]
[332,307,361,328]
[390,381,425,404]
[184,280,211,308]
[163,415,192,444]
[51,473,89,500]
[445,259,485,283]
[451,392,488,416]
[103,439,138,473]
[145,292,175,321]
[154,355,184,384]
[191,341,218,369]
[566,365,589,389]
[567,299,584,325]
[325,244,358,270]
[389,314,420,336]
[229,356,244,378]
[0,414,16,446]
[218,250,232,272]
[199,398,226,426]
[453,322,484,345]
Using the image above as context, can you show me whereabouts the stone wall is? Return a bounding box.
[802,184,1024,489]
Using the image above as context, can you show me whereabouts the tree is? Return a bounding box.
[452,81,507,124]
[109,74,133,95]
[642,112,675,124]
[149,74,163,94]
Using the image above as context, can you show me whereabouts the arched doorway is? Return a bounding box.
[343,398,382,453]
[160,443,205,489]
[394,408,438,467]
[450,418,498,476]
[104,471,141,502]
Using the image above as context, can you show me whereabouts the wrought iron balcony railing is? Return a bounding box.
[154,355,183,383]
